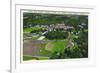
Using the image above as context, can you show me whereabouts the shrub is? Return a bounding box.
[30,27,47,34]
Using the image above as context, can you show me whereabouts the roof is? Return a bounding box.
[54,24,73,30]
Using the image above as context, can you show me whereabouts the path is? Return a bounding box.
[37,36,45,40]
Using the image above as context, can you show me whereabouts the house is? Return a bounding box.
[54,23,73,30]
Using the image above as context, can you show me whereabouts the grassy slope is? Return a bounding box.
[52,40,67,53]
[39,40,67,57]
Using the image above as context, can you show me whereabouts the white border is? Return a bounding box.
[20,9,89,63]
[11,3,96,73]
[21,9,89,63]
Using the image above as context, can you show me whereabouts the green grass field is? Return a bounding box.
[38,40,67,58]
[51,40,67,53]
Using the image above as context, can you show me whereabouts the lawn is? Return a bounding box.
[51,40,67,53]
[23,55,37,61]
[38,40,67,59]
[23,26,46,33]
[23,55,49,61]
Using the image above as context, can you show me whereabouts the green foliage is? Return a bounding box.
[23,13,87,28]
[51,40,67,53]
[49,26,88,59]
[44,31,68,40]
[23,55,49,61]
[24,26,46,33]
[23,55,36,61]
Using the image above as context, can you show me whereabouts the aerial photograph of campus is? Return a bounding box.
[23,12,88,61]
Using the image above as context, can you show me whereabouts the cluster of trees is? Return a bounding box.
[23,13,67,26]
[30,27,47,34]
[44,31,68,40]
[23,13,88,28]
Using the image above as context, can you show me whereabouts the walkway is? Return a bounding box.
[37,36,45,40]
